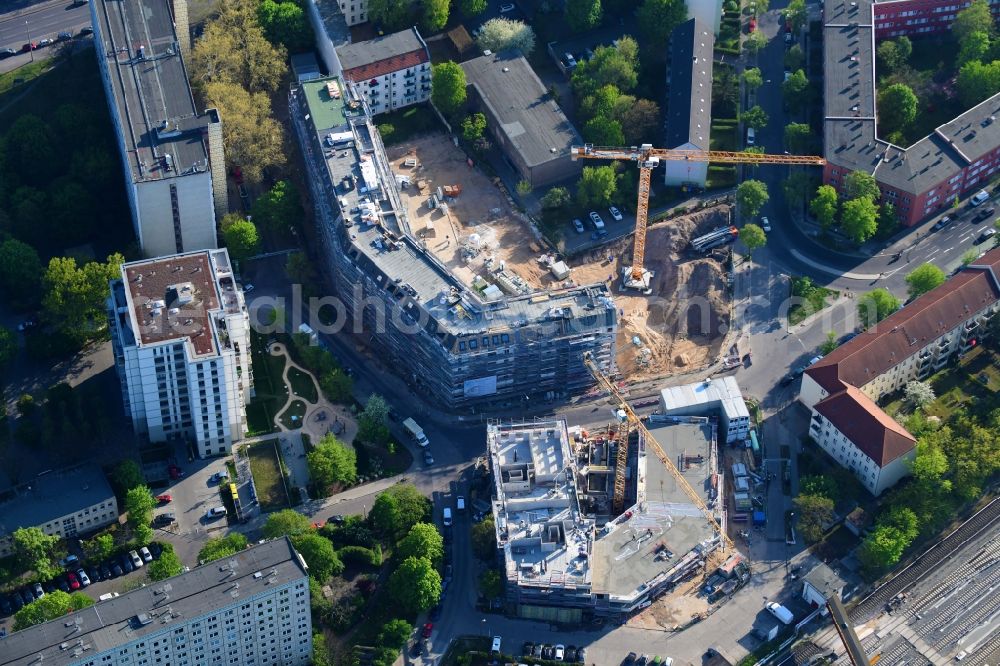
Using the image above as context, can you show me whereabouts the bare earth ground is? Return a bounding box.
[387,134,731,383]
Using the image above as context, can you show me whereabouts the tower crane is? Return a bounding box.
[570,144,826,292]
[582,352,735,553]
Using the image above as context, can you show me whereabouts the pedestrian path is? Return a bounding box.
[790,249,881,280]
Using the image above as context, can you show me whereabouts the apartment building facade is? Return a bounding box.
[823,0,1000,227]
[0,538,312,666]
[874,0,1000,38]
[0,466,118,558]
[336,28,432,114]
[289,76,616,409]
[800,249,1000,495]
[91,0,226,257]
[108,249,252,458]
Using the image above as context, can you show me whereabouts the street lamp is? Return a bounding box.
[25,20,33,63]
[481,617,487,637]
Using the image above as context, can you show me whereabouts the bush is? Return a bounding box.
[324,520,378,549]
[337,545,382,568]
[377,123,395,141]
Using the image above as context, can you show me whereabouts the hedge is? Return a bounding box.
[337,545,382,568]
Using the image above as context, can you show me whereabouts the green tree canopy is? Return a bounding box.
[905,380,936,407]
[148,543,185,581]
[461,112,487,143]
[781,0,807,31]
[471,515,497,560]
[377,619,414,649]
[263,509,312,539]
[877,37,912,71]
[793,493,835,543]
[742,67,763,91]
[257,0,314,52]
[736,179,769,219]
[221,215,261,263]
[958,31,991,66]
[740,224,767,257]
[370,483,431,539]
[744,31,768,55]
[783,171,815,210]
[251,180,302,233]
[958,59,1000,107]
[571,38,639,96]
[636,0,687,44]
[0,239,42,309]
[841,196,879,243]
[460,0,487,15]
[125,485,157,529]
[858,288,901,328]
[368,0,411,30]
[952,0,996,42]
[810,184,839,228]
[800,474,839,501]
[431,62,467,118]
[566,0,602,32]
[387,556,441,614]
[878,83,918,134]
[87,534,116,562]
[474,18,535,56]
[421,0,450,33]
[12,527,60,578]
[782,70,809,111]
[396,522,445,565]
[204,82,286,185]
[541,186,571,210]
[0,326,16,371]
[582,116,625,145]
[784,43,804,70]
[784,122,812,154]
[905,263,946,298]
[13,590,93,631]
[740,105,769,131]
[356,394,390,446]
[307,433,358,491]
[198,533,248,563]
[844,170,880,203]
[112,460,145,493]
[576,165,618,208]
[291,533,343,580]
[42,253,124,342]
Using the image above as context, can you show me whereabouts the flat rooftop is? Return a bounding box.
[665,18,714,150]
[294,77,617,341]
[121,250,241,358]
[93,0,209,184]
[461,51,582,169]
[660,377,750,421]
[0,538,308,666]
[591,421,718,600]
[0,465,113,538]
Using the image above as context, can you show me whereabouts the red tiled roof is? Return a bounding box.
[342,49,428,84]
[813,385,916,466]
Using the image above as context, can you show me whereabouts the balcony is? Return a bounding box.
[965,318,979,331]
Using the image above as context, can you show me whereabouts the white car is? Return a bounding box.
[553,644,565,661]
[139,546,153,563]
[588,211,605,229]
[760,216,771,232]
[129,550,144,569]
[206,506,228,520]
[499,2,515,11]
[971,189,990,206]
[609,206,623,221]
[242,283,255,293]
[76,569,91,587]
[572,219,584,233]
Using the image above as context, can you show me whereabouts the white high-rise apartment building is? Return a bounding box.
[108,249,252,458]
[0,538,312,666]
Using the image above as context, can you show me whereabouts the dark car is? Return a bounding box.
[974,207,995,222]
[0,48,16,59]
[100,563,112,580]
[523,642,535,657]
[623,653,638,666]
[932,216,953,231]
[57,31,73,41]
[148,542,163,558]
[326,514,345,525]
[565,646,578,662]
[977,228,997,244]
[0,596,12,616]
[19,589,35,605]
[121,554,134,573]
[111,562,124,577]
[56,576,70,592]
[86,566,100,582]
[79,26,93,35]
[9,593,23,612]
[21,42,38,52]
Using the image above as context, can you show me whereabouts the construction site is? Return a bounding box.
[388,134,735,385]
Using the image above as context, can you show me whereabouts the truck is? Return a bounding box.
[690,225,739,253]
[403,418,429,447]
[766,602,794,625]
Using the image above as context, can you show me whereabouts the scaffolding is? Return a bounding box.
[612,421,630,514]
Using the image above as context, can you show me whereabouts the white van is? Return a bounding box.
[443,507,453,527]
[746,127,756,146]
[766,601,794,625]
[491,636,502,654]
[457,496,466,511]
[971,189,990,206]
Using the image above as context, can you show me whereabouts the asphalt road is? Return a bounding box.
[0,0,90,72]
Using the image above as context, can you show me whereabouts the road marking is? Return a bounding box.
[924,248,940,258]
[944,246,954,252]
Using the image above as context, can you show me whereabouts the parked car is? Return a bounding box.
[588,211,605,229]
[9,593,24,612]
[1,596,12,615]
[205,506,227,520]
[977,228,996,244]
[541,645,554,660]
[56,576,70,592]
[38,38,53,47]
[609,206,623,221]
[210,471,229,483]
[932,216,953,231]
[148,542,163,558]
[111,562,124,577]
[121,554,134,573]
[66,571,80,590]
[60,554,80,568]
[156,494,172,503]
[421,622,433,639]
[623,652,638,666]
[572,219,585,233]
[423,450,434,465]
[577,647,587,662]
[154,512,176,526]
[100,563,112,580]
[784,31,793,44]
[76,569,91,587]
[554,644,565,661]
[760,216,771,232]
[564,52,577,68]
[327,514,345,525]
[243,284,255,293]
[79,26,93,35]
[975,207,995,222]
[58,31,73,41]
[129,550,144,568]
[139,547,153,563]
[0,48,16,59]
[86,566,100,582]
[970,189,990,206]
[523,642,535,657]
[21,42,38,52]
[33,583,45,599]
[167,464,183,479]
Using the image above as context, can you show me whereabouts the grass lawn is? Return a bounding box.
[375,104,440,146]
[707,166,738,189]
[245,332,288,435]
[279,400,307,430]
[883,347,1000,422]
[788,279,839,326]
[287,367,318,404]
[710,124,738,152]
[354,438,413,480]
[0,56,57,96]
[246,440,290,512]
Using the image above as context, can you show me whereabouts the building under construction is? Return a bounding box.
[290,77,616,409]
[487,418,723,622]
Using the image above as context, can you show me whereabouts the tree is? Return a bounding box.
[619,99,661,145]
[371,492,401,536]
[894,35,913,61]
[843,170,880,202]
[198,533,248,563]
[783,171,815,211]
[841,196,879,243]
[541,187,571,210]
[810,185,840,229]
[397,522,445,565]
[742,67,763,92]
[878,201,899,238]
[781,70,809,111]
[41,253,124,342]
[86,534,116,562]
[820,330,839,355]
[962,249,980,266]
[736,179,769,219]
[582,116,625,145]
[203,82,286,185]
[0,239,42,309]
[566,0,602,32]
[387,556,441,614]
[474,18,536,56]
[471,515,497,560]
[257,0,314,52]
[3,115,57,187]
[368,0,411,30]
[378,619,414,649]
[13,590,93,631]
[858,288,901,328]
[571,39,639,95]
[431,62,467,118]
[958,31,991,66]
[800,474,839,501]
[251,180,302,234]
[221,215,260,263]
[147,543,184,581]
[877,37,911,71]
[879,83,918,135]
[291,533,343,580]
[112,460,144,493]
[125,486,156,529]
[793,493,835,543]
[576,165,618,208]
[516,179,533,196]
[461,112,487,143]
[952,0,996,42]
[307,433,358,490]
[784,123,812,154]
[263,509,312,539]
[12,527,60,578]
[357,393,390,445]
[905,263,946,298]
[905,380,936,408]
[480,569,503,598]
[189,0,287,94]
[713,67,739,115]
[957,59,1000,107]
[636,0,686,44]
[460,0,487,15]
[740,105,769,131]
[371,483,430,538]
[740,224,767,258]
[782,0,807,32]
[784,43,804,71]
[744,31,768,56]
[421,0,450,33]
[859,507,919,572]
